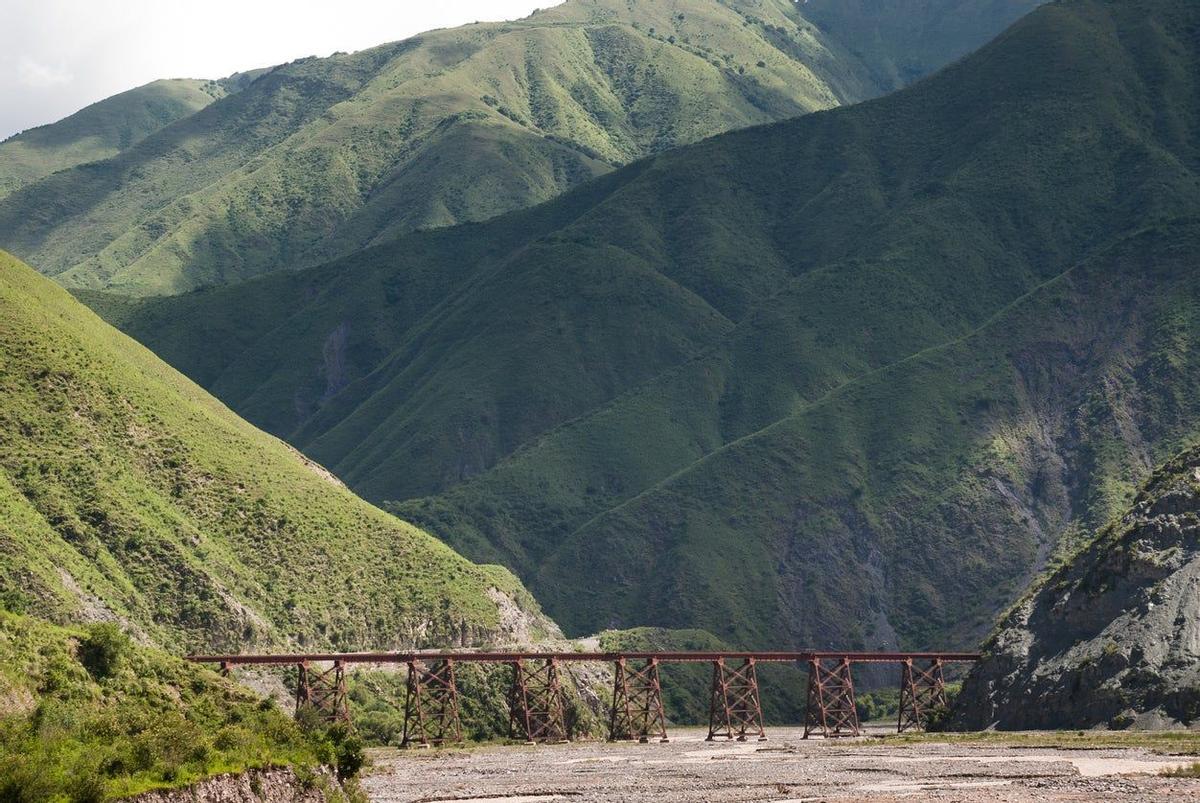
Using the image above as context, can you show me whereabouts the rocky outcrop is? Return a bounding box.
[124,767,341,803]
[953,447,1200,730]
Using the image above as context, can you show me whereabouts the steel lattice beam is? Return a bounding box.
[195,649,977,737]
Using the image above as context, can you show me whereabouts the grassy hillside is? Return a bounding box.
[0,613,358,800]
[93,0,1200,655]
[0,250,551,654]
[0,75,259,199]
[0,0,1041,296]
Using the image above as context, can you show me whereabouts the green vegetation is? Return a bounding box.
[856,688,901,725]
[0,0,1032,295]
[0,612,363,801]
[0,249,551,652]
[90,0,1200,661]
[0,76,257,199]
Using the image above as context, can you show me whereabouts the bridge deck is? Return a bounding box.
[188,650,981,666]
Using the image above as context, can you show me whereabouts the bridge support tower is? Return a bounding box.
[609,657,669,742]
[402,659,463,747]
[295,660,349,725]
[706,657,766,741]
[897,657,947,733]
[508,658,568,743]
[802,656,859,738]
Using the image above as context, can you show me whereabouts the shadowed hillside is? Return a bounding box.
[803,0,1045,89]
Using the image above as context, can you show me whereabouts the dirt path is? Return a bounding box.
[361,727,1199,802]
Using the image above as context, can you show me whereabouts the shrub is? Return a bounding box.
[0,588,31,614]
[329,726,365,781]
[923,704,953,732]
[77,623,129,680]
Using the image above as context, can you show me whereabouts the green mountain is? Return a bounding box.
[0,0,1038,296]
[954,444,1200,730]
[93,0,1200,655]
[0,75,259,200]
[0,250,550,653]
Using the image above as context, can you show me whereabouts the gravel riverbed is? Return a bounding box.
[362,727,1200,802]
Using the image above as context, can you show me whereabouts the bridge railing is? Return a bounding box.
[188,650,979,744]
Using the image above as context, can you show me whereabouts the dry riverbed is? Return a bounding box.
[362,727,1200,802]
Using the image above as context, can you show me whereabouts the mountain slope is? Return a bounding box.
[953,444,1200,730]
[0,250,550,653]
[0,0,878,295]
[91,0,1200,653]
[0,0,1046,296]
[0,75,258,199]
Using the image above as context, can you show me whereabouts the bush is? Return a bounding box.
[77,623,129,680]
[923,704,952,732]
[0,588,31,614]
[328,725,365,781]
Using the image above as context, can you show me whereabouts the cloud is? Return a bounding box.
[17,57,74,89]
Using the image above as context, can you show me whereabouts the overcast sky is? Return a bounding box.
[0,0,558,140]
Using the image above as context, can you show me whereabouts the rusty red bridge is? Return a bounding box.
[188,650,978,746]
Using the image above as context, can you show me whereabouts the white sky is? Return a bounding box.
[0,0,559,139]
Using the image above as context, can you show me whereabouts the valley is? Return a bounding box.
[2,0,1200,800]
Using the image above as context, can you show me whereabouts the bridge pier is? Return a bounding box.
[402,659,463,747]
[295,660,350,725]
[897,657,947,733]
[706,657,766,741]
[802,656,859,738]
[609,657,669,743]
[508,658,568,743]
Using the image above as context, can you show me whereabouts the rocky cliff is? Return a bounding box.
[953,446,1200,730]
[126,767,342,803]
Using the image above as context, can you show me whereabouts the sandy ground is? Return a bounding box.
[361,727,1200,802]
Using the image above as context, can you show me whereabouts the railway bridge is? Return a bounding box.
[188,650,979,747]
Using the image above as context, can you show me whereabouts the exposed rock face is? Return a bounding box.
[953,447,1200,730]
[125,767,339,803]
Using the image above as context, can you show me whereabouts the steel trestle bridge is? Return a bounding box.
[189,650,979,745]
